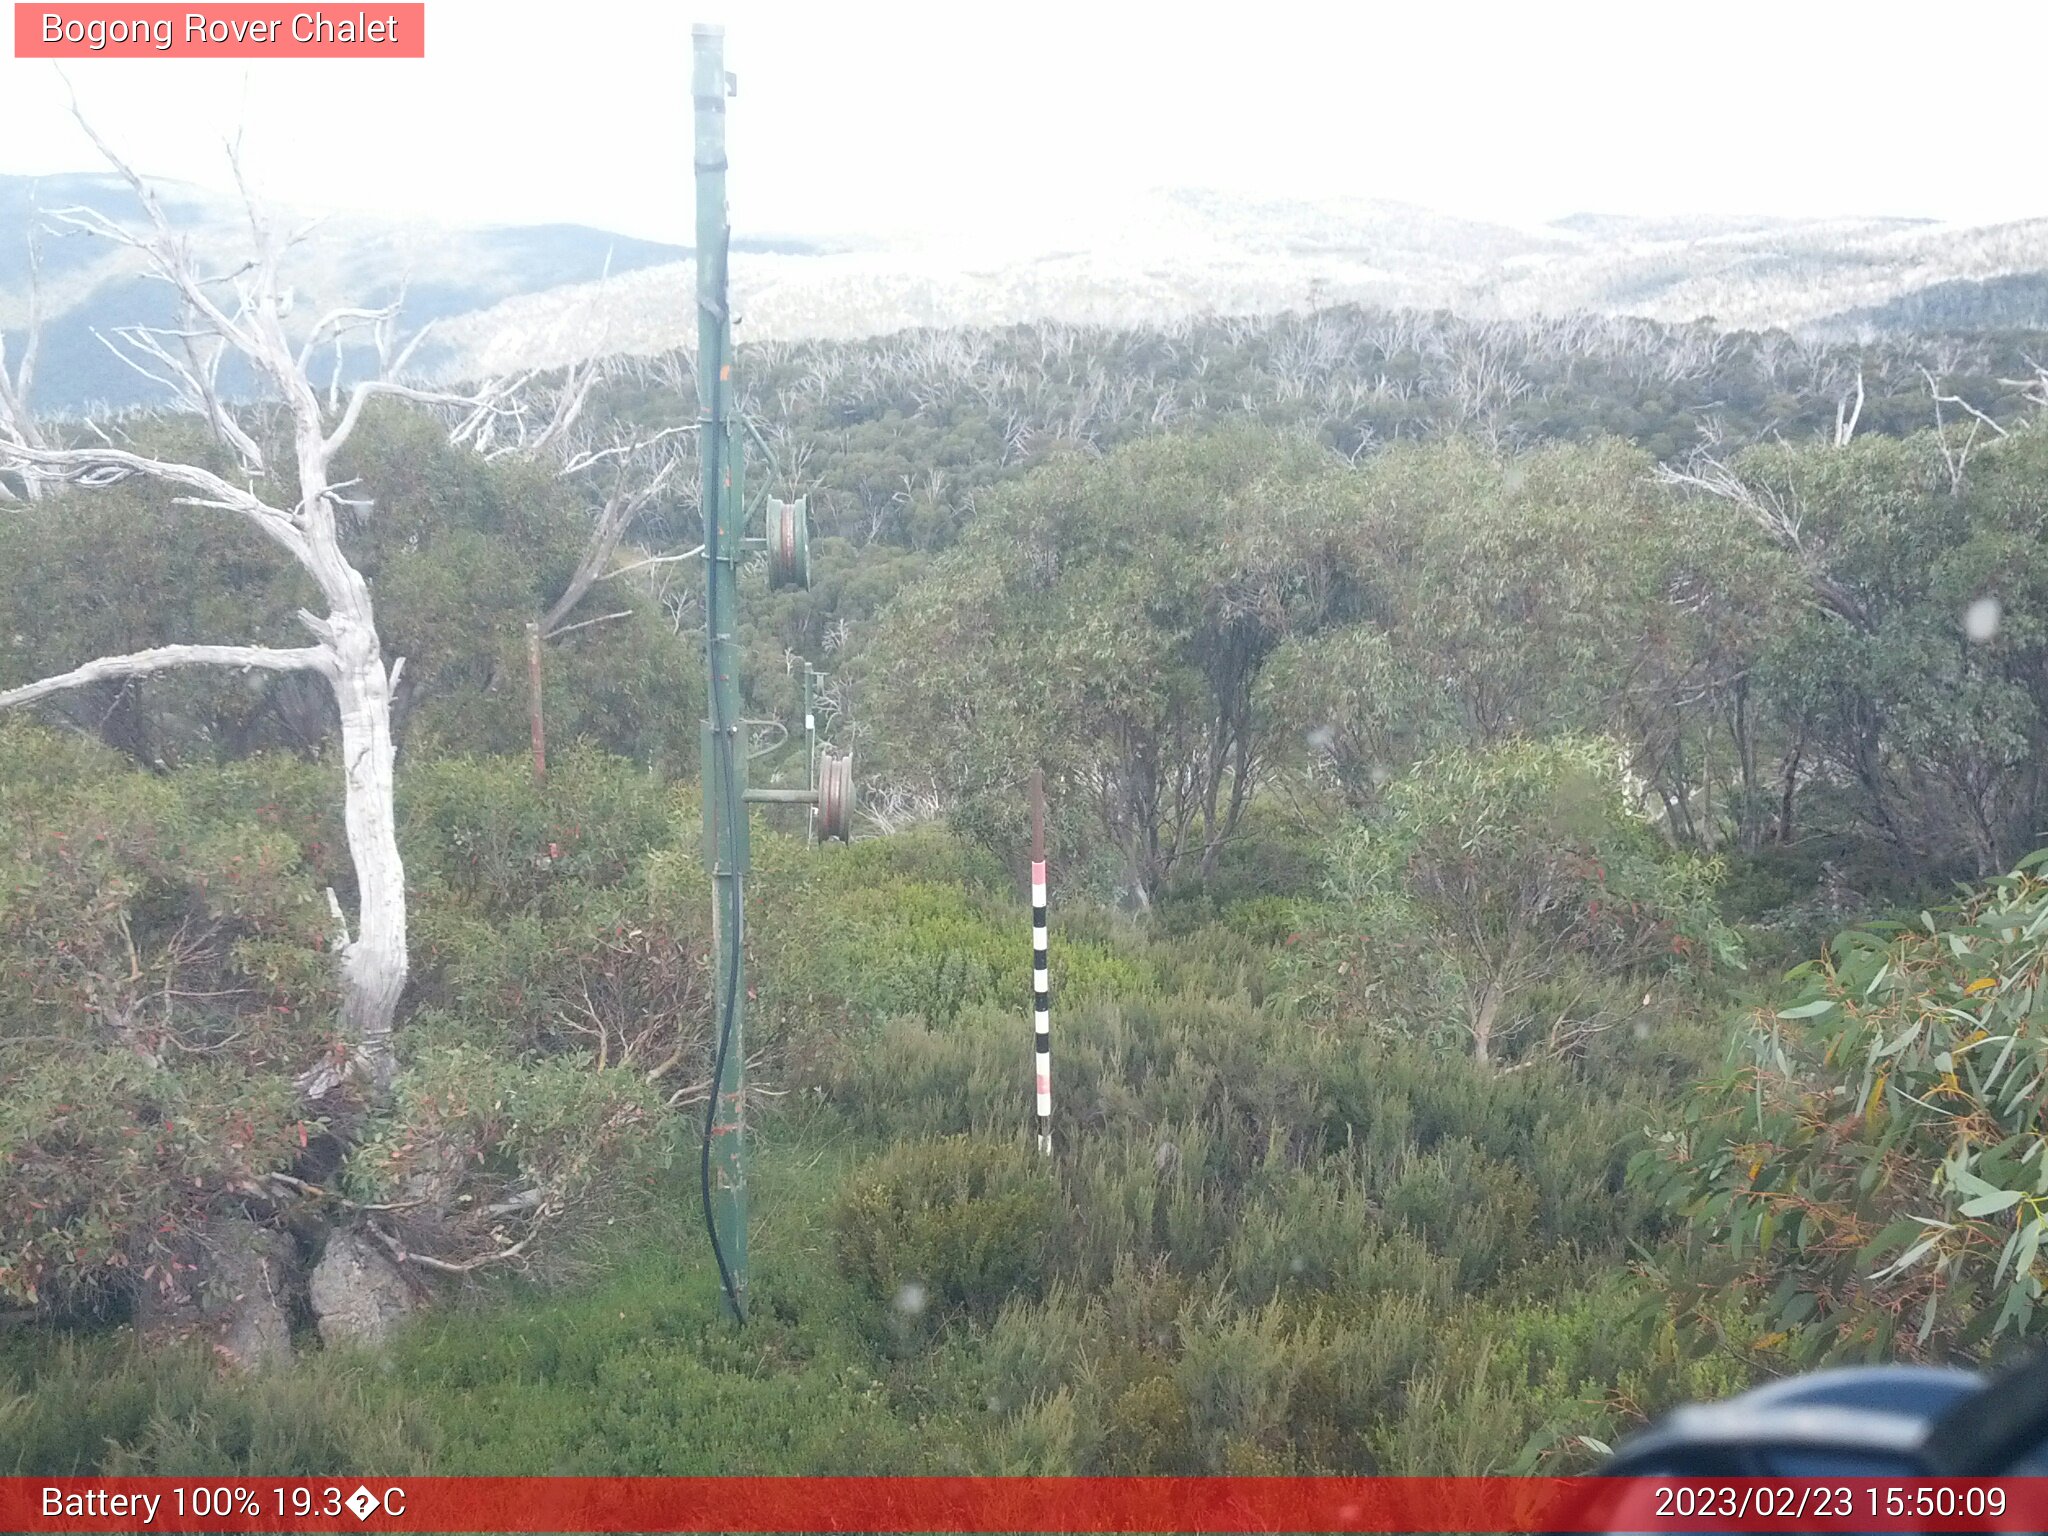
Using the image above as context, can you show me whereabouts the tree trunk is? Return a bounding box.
[526,619,547,786]
[1197,714,1225,884]
[1470,981,1503,1067]
[1200,701,1256,885]
[1730,677,1763,854]
[1776,736,1803,845]
[329,612,406,1095]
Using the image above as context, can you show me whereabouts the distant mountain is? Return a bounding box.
[0,172,815,412]
[424,192,2048,382]
[1823,272,2048,335]
[4,176,2047,412]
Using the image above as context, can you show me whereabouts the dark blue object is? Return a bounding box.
[1604,1365,1986,1477]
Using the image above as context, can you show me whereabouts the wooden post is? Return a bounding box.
[526,619,546,786]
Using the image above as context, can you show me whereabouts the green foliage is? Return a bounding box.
[1724,430,2048,879]
[1260,625,1459,808]
[0,1153,956,1475]
[0,420,318,766]
[1642,855,2048,1363]
[339,407,700,771]
[400,748,677,915]
[347,1027,673,1273]
[0,1335,435,1475]
[833,1135,1060,1330]
[0,727,689,1308]
[744,824,1150,1050]
[15,305,2048,1478]
[0,405,699,773]
[0,724,332,1309]
[1339,439,1695,744]
[863,427,1361,899]
[2,802,1728,1475]
[1308,737,1731,1063]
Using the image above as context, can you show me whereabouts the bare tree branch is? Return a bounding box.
[595,544,703,583]
[0,215,50,500]
[1921,367,2008,439]
[0,643,333,711]
[1920,366,2006,496]
[326,376,522,459]
[0,441,311,560]
[543,609,634,641]
[539,448,688,635]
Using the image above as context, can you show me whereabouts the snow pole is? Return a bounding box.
[1029,768,1051,1154]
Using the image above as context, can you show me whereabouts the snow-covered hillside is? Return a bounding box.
[6,176,2048,408]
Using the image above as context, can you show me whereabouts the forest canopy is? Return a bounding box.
[3,296,2047,1475]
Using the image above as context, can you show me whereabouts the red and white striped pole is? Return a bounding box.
[1029,768,1051,1154]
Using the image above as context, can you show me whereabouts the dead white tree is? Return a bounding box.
[1833,368,1864,448]
[0,220,49,501]
[542,422,696,639]
[0,118,524,1099]
[1920,366,2006,495]
[859,777,948,835]
[1998,356,2048,417]
[507,419,696,783]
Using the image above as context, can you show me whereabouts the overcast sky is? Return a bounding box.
[2,0,2043,243]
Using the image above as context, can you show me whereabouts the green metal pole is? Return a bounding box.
[694,20,747,1321]
[804,667,817,847]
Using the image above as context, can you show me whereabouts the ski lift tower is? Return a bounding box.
[693,22,853,1324]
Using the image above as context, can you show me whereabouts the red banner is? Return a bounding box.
[13,4,425,58]
[5,1476,2048,1532]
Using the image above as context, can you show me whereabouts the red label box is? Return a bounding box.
[6,1476,2048,1533]
[13,4,425,57]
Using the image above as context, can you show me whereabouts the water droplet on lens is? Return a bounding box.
[1965,596,2001,642]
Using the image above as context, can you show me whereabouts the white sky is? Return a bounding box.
[2,0,2043,243]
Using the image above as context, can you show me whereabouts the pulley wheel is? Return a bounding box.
[766,496,811,591]
[816,750,854,842]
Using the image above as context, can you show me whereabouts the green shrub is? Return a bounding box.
[0,726,333,1311]
[833,1135,1059,1329]
[346,1029,674,1279]
[410,889,709,1069]
[1639,856,2048,1363]
[1318,737,1733,1064]
[399,748,677,914]
[1384,1137,1539,1291]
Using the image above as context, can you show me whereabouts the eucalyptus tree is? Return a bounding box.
[1659,430,2048,879]
[865,427,1360,901]
[1325,737,1728,1065]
